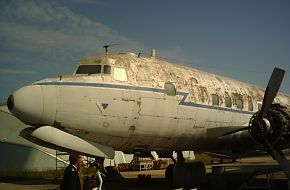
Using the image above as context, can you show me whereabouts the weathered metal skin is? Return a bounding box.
[77,53,290,107]
[13,52,290,153]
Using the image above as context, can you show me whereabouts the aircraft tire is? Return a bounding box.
[173,162,206,188]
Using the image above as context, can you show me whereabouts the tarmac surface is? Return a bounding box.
[0,156,289,190]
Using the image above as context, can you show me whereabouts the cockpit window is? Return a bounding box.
[103,65,111,74]
[114,67,128,81]
[76,65,101,75]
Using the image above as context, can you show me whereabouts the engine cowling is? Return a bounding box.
[248,104,290,149]
[20,126,115,159]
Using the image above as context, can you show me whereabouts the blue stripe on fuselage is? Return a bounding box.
[36,81,254,115]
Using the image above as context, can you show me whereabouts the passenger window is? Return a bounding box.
[103,65,111,74]
[190,77,198,84]
[237,99,243,110]
[114,67,128,81]
[225,96,232,108]
[248,99,253,111]
[212,94,219,106]
[164,82,176,96]
[257,102,262,110]
[76,65,101,75]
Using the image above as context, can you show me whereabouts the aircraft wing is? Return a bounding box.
[20,126,115,159]
[206,126,249,139]
[203,150,268,160]
[0,107,115,159]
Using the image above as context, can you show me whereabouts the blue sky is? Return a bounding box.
[0,0,290,102]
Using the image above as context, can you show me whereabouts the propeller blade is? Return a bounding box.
[260,68,285,119]
[265,139,290,180]
[222,126,250,136]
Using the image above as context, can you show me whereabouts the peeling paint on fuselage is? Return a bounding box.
[77,52,290,107]
[35,52,290,152]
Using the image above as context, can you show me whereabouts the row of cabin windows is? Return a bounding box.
[212,94,255,111]
[75,65,128,82]
[76,69,258,111]
[164,82,258,112]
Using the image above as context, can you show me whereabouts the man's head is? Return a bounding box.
[69,153,83,169]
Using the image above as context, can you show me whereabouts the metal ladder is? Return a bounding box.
[55,150,69,180]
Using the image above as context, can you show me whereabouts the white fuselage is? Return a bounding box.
[9,53,290,153]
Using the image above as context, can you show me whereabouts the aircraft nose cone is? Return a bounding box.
[9,85,44,125]
[7,94,14,111]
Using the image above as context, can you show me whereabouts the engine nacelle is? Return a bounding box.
[249,104,290,149]
[20,126,115,159]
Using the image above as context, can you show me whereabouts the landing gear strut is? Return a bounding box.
[165,151,207,188]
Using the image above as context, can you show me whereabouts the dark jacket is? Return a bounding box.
[62,164,81,190]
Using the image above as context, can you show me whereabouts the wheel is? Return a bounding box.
[173,162,206,188]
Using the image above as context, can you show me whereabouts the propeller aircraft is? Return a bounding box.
[6,47,290,187]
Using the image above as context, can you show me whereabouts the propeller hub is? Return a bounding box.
[249,105,290,147]
[262,118,271,133]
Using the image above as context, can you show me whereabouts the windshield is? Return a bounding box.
[76,65,101,75]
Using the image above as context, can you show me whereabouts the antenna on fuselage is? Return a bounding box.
[103,44,119,55]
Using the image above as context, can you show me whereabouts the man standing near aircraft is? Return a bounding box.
[62,153,84,190]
